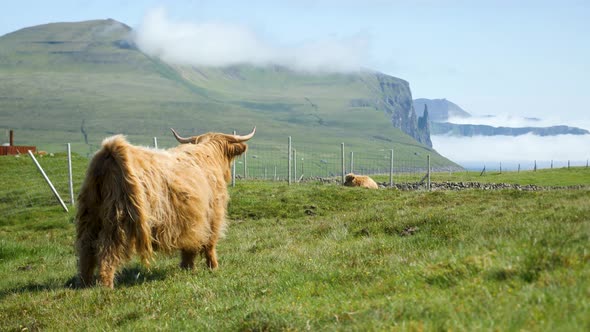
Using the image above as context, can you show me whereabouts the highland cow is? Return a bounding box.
[75,127,255,288]
[344,173,379,189]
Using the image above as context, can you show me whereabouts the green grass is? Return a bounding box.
[371,166,590,187]
[434,166,590,187]
[1,155,589,330]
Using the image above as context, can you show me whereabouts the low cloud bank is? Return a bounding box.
[448,114,575,127]
[134,8,368,72]
[432,134,590,167]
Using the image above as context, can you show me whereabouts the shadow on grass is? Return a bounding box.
[0,266,169,299]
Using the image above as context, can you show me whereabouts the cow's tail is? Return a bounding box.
[80,135,153,265]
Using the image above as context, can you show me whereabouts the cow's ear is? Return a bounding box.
[226,142,247,158]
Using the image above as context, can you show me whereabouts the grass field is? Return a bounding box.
[1,154,589,330]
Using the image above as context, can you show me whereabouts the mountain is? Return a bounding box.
[414,98,589,137]
[413,98,470,122]
[0,19,455,167]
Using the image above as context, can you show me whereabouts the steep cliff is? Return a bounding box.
[372,73,432,147]
[413,98,470,122]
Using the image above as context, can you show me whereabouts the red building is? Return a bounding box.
[0,130,36,155]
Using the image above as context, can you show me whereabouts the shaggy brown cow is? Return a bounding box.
[344,173,379,189]
[75,127,255,288]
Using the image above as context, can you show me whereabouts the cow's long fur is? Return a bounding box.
[344,173,379,189]
[75,131,250,288]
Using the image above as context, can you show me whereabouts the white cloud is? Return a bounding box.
[432,134,590,166]
[133,7,368,72]
[447,113,567,128]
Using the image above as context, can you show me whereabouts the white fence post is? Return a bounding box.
[153,137,158,149]
[389,149,394,187]
[288,136,292,185]
[293,149,297,183]
[427,155,431,191]
[67,143,75,206]
[341,143,345,184]
[350,151,354,174]
[28,150,69,212]
[232,131,236,187]
[244,150,247,179]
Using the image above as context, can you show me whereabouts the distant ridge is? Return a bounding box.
[414,98,589,137]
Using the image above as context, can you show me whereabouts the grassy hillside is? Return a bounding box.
[0,19,454,167]
[0,154,589,330]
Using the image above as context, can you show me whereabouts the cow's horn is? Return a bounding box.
[233,127,256,142]
[170,128,194,144]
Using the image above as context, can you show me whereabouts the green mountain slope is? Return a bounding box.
[0,19,456,168]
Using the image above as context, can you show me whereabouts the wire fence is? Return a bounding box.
[0,148,86,217]
[232,141,443,185]
[1,136,588,216]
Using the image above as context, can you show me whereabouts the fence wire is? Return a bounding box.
[1,137,587,216]
[0,152,85,217]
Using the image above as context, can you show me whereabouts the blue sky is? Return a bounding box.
[1,0,589,128]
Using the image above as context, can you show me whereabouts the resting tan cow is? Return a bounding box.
[344,173,379,189]
[75,127,255,288]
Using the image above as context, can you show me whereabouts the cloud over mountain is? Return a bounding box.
[134,8,368,72]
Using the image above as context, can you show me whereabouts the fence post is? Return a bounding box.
[534,160,537,172]
[153,137,158,149]
[293,149,297,183]
[389,149,394,187]
[274,166,277,181]
[232,131,236,187]
[499,162,502,174]
[350,151,354,174]
[341,143,345,184]
[427,155,431,191]
[28,150,69,212]
[301,155,304,179]
[551,160,553,169]
[568,160,570,169]
[288,136,292,185]
[518,164,521,173]
[67,143,75,206]
[243,150,247,179]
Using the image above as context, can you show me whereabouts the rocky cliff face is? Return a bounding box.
[413,98,470,122]
[373,73,432,147]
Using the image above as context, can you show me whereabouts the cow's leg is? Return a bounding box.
[75,210,100,287]
[203,244,218,269]
[180,249,198,269]
[98,259,117,289]
[78,245,97,287]
[204,204,225,269]
[96,229,125,289]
